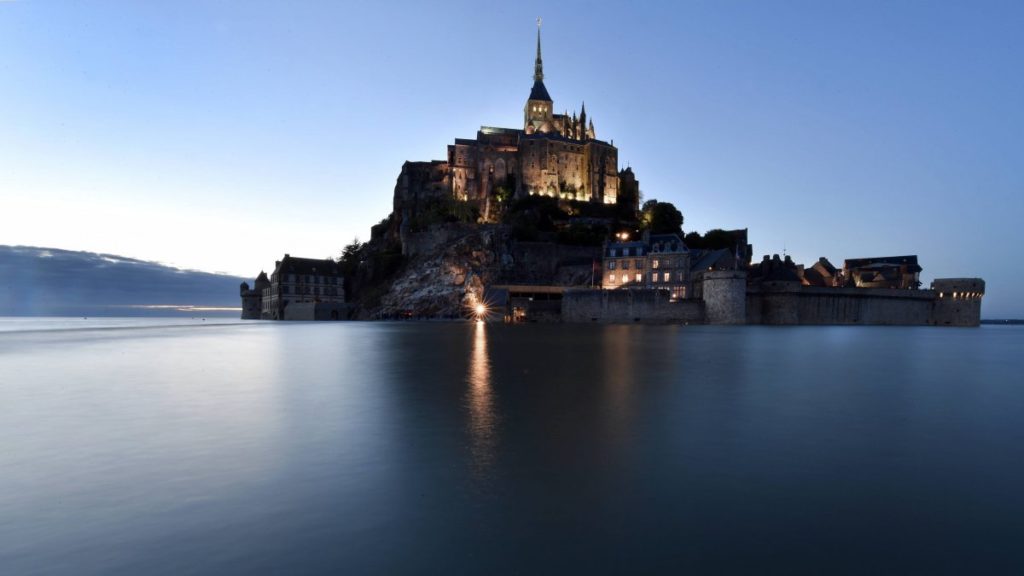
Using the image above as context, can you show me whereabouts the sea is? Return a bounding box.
[1,317,1022,575]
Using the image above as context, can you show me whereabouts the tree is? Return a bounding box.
[640,200,684,235]
[338,238,365,276]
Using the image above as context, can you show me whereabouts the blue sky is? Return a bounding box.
[2,1,1022,316]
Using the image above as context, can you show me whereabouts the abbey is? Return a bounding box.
[447,21,621,205]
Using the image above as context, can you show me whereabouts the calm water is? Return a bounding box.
[1,318,1022,574]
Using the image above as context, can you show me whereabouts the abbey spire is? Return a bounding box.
[525,17,553,132]
[534,17,544,82]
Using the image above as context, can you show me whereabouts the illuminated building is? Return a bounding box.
[396,20,626,227]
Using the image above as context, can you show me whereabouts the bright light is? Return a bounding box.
[475,303,486,316]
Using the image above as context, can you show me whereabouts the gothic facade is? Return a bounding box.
[446,23,621,207]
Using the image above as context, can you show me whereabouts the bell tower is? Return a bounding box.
[524,18,553,134]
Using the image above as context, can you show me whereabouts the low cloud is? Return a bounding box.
[0,246,249,316]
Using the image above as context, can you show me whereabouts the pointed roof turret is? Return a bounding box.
[528,17,552,102]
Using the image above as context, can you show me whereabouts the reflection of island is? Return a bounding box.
[466,322,498,476]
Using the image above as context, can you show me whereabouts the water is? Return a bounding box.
[1,319,1022,574]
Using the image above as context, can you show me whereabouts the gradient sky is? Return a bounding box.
[2,1,1022,316]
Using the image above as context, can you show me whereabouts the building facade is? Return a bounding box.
[247,254,345,320]
[603,233,691,300]
[445,22,621,208]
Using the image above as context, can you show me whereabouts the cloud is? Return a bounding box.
[0,246,249,316]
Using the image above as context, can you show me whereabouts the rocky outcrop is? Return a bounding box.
[355,222,602,319]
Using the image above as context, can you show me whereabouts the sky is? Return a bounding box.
[1,1,1022,317]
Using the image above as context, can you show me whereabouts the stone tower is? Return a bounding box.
[524,18,553,134]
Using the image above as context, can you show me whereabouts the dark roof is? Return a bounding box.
[529,79,552,102]
[844,255,921,273]
[648,234,688,253]
[690,249,731,272]
[273,255,343,277]
[606,241,647,257]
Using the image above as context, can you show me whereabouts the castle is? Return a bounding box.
[392,20,629,235]
[448,20,620,206]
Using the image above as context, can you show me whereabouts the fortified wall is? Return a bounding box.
[561,289,704,324]
[554,274,984,326]
[744,278,984,326]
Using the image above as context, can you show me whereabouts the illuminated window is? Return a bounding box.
[651,273,657,283]
[635,272,642,283]
[663,272,670,282]
[652,259,660,269]
[609,273,616,283]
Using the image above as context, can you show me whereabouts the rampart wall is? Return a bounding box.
[562,289,704,324]
[747,283,947,325]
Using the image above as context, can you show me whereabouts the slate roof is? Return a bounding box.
[529,79,552,102]
[690,249,731,272]
[844,255,922,273]
[273,255,343,277]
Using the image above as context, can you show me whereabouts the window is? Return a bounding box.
[652,259,660,269]
[663,272,670,282]
[608,260,616,270]
[622,260,630,270]
[609,273,616,284]
[635,259,642,269]
[635,272,642,283]
[678,272,685,282]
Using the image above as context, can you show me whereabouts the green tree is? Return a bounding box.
[640,200,684,235]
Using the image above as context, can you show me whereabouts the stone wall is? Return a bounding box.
[747,283,938,325]
[701,271,747,324]
[562,289,704,324]
[930,278,985,327]
[509,242,602,286]
[282,302,348,321]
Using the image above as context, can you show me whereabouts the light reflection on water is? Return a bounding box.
[1,321,1023,574]
[466,321,497,478]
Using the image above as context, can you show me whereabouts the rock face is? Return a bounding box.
[375,225,499,318]
[349,160,605,319]
[356,222,601,319]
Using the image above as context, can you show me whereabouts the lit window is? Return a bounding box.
[609,273,616,284]
[651,273,657,283]
[663,272,670,282]
[635,272,642,283]
[652,259,660,269]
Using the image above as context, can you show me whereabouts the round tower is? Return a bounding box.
[702,270,747,325]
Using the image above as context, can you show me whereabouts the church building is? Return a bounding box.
[446,20,621,205]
